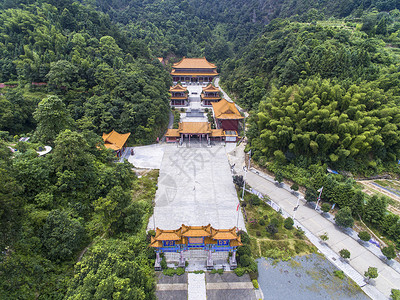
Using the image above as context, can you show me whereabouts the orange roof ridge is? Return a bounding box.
[202,84,220,92]
[172,57,217,69]
[169,84,187,92]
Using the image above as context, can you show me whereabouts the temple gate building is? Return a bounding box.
[165,122,225,143]
[171,57,218,84]
[150,224,242,270]
[102,130,130,157]
[169,84,188,106]
[201,84,221,106]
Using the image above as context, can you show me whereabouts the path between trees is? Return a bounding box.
[227,143,400,299]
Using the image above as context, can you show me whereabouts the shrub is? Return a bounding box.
[274,171,283,184]
[382,245,396,260]
[295,227,305,239]
[160,257,167,269]
[263,214,269,221]
[233,175,244,187]
[320,232,329,241]
[358,231,371,242]
[239,230,250,245]
[270,218,279,227]
[211,268,224,274]
[364,267,378,280]
[284,217,294,230]
[321,203,331,213]
[339,249,351,259]
[290,183,299,191]
[259,219,266,226]
[252,279,259,289]
[239,254,252,267]
[234,267,246,276]
[175,267,185,276]
[266,224,278,235]
[249,194,261,206]
[335,207,354,228]
[163,268,176,276]
[194,270,204,274]
[391,289,400,300]
[333,270,345,279]
[237,245,251,257]
[256,231,261,237]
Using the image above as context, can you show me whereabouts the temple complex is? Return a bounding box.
[169,84,188,106]
[171,57,218,84]
[201,84,221,106]
[150,224,242,270]
[102,130,130,157]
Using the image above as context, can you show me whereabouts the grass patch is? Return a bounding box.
[242,192,317,261]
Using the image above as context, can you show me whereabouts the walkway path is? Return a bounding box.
[227,144,400,299]
[188,273,206,300]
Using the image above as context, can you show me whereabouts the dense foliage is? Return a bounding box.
[0,137,157,298]
[0,1,170,143]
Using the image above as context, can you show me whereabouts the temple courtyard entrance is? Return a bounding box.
[147,144,245,231]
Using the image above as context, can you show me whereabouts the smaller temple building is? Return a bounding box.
[201,84,221,106]
[171,57,218,84]
[170,84,188,106]
[212,99,244,142]
[102,130,130,157]
[150,224,242,270]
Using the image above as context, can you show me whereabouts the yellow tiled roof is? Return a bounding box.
[211,227,238,240]
[179,122,211,134]
[154,228,181,240]
[165,129,180,137]
[210,129,224,137]
[170,70,218,76]
[169,84,187,92]
[102,130,131,151]
[202,84,220,93]
[172,57,217,69]
[212,99,244,120]
[181,224,212,237]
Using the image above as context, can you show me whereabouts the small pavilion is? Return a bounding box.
[102,130,130,157]
[201,84,221,106]
[169,84,188,106]
[171,57,218,84]
[212,99,244,141]
[150,224,242,270]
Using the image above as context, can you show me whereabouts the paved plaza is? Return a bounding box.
[156,273,256,300]
[147,144,245,230]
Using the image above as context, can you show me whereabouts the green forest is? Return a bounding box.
[1,0,400,298]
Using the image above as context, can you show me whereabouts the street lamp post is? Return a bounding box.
[293,196,300,220]
[315,187,324,211]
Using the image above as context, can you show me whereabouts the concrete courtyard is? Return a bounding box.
[147,144,245,231]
